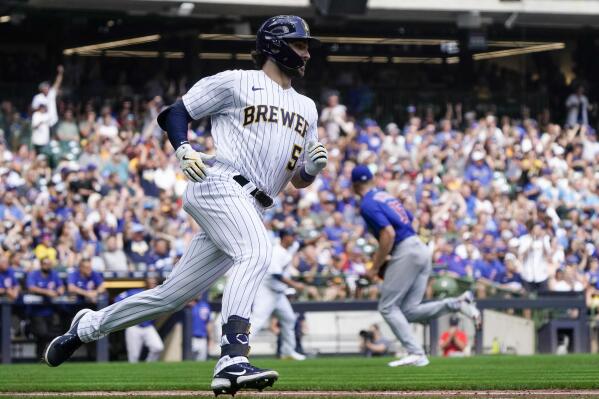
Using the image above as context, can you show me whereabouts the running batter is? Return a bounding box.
[351,165,480,367]
[44,15,327,396]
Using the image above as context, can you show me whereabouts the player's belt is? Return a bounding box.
[233,175,274,208]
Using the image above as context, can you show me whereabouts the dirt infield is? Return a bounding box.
[3,391,599,398]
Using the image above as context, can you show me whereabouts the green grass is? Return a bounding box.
[0,355,598,393]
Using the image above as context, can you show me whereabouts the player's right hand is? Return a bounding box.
[175,143,215,183]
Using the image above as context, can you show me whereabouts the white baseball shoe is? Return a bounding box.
[388,354,429,367]
[458,291,481,328]
[281,351,306,361]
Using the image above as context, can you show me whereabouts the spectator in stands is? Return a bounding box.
[0,255,20,301]
[585,257,599,309]
[359,323,391,357]
[56,109,80,143]
[497,253,524,294]
[34,233,57,264]
[69,164,100,203]
[473,247,504,297]
[124,224,153,269]
[319,91,351,142]
[96,106,119,139]
[518,221,552,293]
[101,234,129,272]
[565,85,590,127]
[439,315,468,357]
[31,103,51,154]
[67,258,105,304]
[465,150,493,187]
[381,122,408,160]
[2,55,599,318]
[26,256,65,358]
[31,65,63,127]
[0,189,25,222]
[78,109,97,139]
[78,139,102,170]
[551,269,571,292]
[297,245,324,300]
[190,294,212,361]
[147,238,174,271]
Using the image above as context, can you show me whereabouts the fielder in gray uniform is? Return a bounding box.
[351,165,480,367]
[44,15,327,396]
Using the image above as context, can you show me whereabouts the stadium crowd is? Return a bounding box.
[0,64,598,314]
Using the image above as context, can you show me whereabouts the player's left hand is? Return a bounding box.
[304,140,328,176]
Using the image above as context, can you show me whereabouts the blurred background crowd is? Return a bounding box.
[1,59,598,312]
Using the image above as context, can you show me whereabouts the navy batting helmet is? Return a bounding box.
[256,15,320,71]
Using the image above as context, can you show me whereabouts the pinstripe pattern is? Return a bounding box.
[78,233,232,342]
[77,68,318,345]
[183,69,318,197]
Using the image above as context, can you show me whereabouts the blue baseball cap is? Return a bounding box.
[351,165,373,183]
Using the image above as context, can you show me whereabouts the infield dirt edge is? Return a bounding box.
[3,390,599,398]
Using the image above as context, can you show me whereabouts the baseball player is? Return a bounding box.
[350,165,480,367]
[114,277,164,363]
[250,229,305,361]
[44,15,327,396]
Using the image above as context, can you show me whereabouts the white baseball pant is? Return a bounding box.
[251,284,297,356]
[125,325,164,362]
[192,337,209,361]
[77,165,272,343]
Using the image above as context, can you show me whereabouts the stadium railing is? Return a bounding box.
[1,291,590,363]
[0,295,109,364]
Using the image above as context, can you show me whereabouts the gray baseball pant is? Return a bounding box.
[378,236,459,355]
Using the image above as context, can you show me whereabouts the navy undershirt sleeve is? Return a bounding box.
[157,100,192,151]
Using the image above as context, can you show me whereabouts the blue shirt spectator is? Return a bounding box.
[438,253,468,277]
[473,250,504,281]
[0,258,20,301]
[496,269,523,286]
[0,190,24,221]
[465,151,493,186]
[26,258,65,317]
[147,238,174,271]
[67,258,105,303]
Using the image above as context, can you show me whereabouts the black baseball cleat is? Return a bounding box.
[43,308,91,367]
[211,359,279,396]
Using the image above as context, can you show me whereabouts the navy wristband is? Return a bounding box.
[300,167,316,183]
[158,100,192,150]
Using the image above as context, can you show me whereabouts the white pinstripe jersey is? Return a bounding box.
[182,69,318,197]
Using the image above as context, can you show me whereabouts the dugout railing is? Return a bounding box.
[1,294,590,363]
[0,296,110,364]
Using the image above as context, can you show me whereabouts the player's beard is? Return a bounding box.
[279,62,306,79]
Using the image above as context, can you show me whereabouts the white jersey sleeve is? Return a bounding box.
[268,244,289,275]
[299,100,319,167]
[182,70,237,120]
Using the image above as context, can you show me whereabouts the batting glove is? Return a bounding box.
[175,143,215,183]
[304,140,328,176]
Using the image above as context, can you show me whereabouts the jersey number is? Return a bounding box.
[287,144,303,171]
[389,200,410,224]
